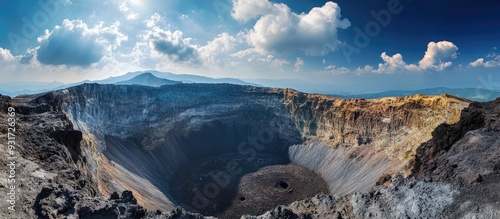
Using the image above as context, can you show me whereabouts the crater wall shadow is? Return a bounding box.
[102,119,327,218]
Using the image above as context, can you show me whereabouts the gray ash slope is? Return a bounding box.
[0,83,498,219]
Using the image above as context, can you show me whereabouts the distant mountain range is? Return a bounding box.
[93,70,261,86]
[0,70,260,96]
[1,71,500,102]
[332,87,500,102]
[114,73,182,86]
[0,81,65,97]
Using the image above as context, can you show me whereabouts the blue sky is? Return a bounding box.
[0,0,499,92]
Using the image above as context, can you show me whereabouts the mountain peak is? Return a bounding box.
[115,72,182,87]
[137,72,155,77]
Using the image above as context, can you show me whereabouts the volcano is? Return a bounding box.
[0,83,499,219]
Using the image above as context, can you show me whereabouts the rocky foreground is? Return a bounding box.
[0,83,499,218]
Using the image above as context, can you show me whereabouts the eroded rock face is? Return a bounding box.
[282,91,469,160]
[410,99,500,218]
[254,97,500,219]
[2,84,497,219]
[0,94,98,219]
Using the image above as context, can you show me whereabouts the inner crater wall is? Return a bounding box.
[50,83,469,212]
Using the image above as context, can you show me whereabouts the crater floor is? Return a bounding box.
[169,153,329,219]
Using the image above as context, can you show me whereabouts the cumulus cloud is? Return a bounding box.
[199,32,238,65]
[146,13,163,28]
[469,54,500,68]
[373,41,458,73]
[36,19,127,67]
[0,48,16,62]
[231,0,272,22]
[418,41,458,70]
[354,65,374,74]
[150,30,199,63]
[132,14,200,67]
[373,52,418,74]
[232,0,351,55]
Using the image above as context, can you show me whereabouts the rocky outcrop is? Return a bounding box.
[409,98,500,218]
[33,185,147,219]
[32,184,211,219]
[243,176,457,219]
[0,95,95,218]
[411,102,487,181]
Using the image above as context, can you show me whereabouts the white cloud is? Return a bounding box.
[256,55,289,68]
[354,65,374,74]
[200,33,237,57]
[36,19,127,67]
[373,52,418,74]
[136,15,200,65]
[233,0,350,56]
[199,32,239,66]
[230,47,258,59]
[150,31,198,63]
[418,41,458,70]
[271,59,290,68]
[19,48,36,64]
[118,1,140,20]
[294,57,304,72]
[324,65,349,74]
[231,0,273,22]
[146,13,164,28]
[373,41,458,73]
[469,58,485,67]
[0,48,16,62]
[229,48,290,69]
[469,55,500,68]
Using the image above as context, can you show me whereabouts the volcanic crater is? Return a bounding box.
[3,83,498,219]
[59,83,466,218]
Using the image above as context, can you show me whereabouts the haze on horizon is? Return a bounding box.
[0,0,499,92]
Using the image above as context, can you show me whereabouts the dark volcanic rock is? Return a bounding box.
[0,94,11,111]
[33,184,83,218]
[411,105,485,179]
[411,99,499,184]
[409,98,500,218]
[50,130,83,163]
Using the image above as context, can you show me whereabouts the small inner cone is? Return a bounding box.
[170,152,329,219]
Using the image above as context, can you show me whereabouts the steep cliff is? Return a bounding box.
[282,89,468,159]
